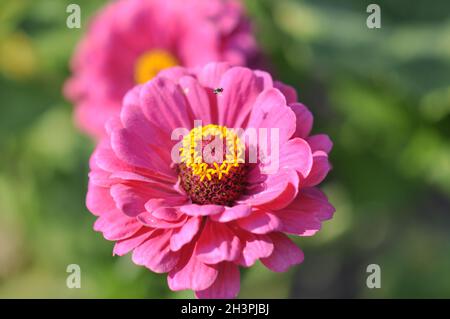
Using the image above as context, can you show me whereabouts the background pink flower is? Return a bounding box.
[65,0,260,139]
[86,62,334,298]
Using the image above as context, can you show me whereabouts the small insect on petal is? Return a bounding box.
[213,87,224,95]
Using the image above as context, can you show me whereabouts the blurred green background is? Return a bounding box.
[1,0,450,298]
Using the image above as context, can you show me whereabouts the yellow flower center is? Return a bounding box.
[179,125,245,182]
[134,49,178,84]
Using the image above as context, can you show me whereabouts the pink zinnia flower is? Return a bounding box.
[87,62,334,298]
[65,0,259,139]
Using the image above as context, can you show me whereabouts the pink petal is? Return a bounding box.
[179,204,224,216]
[93,139,130,173]
[110,184,147,217]
[105,116,124,137]
[254,70,274,89]
[158,67,191,82]
[109,171,166,184]
[144,198,183,221]
[178,75,212,123]
[236,232,274,267]
[113,228,153,256]
[137,211,187,229]
[93,208,141,241]
[275,188,334,236]
[245,165,267,185]
[168,244,218,291]
[121,84,141,107]
[197,62,231,89]
[261,233,304,272]
[170,217,201,251]
[111,128,174,178]
[217,66,263,128]
[120,86,172,149]
[246,88,296,146]
[110,182,182,217]
[304,152,332,187]
[304,187,330,202]
[86,182,116,216]
[274,81,297,104]
[140,76,194,134]
[195,262,240,299]
[152,207,179,221]
[196,220,241,264]
[241,169,299,210]
[279,138,313,179]
[210,205,252,222]
[88,170,113,188]
[306,134,333,153]
[131,230,179,273]
[289,103,313,138]
[177,18,220,66]
[144,197,187,216]
[236,210,281,234]
[299,188,335,221]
